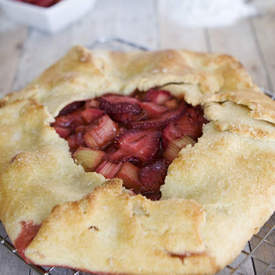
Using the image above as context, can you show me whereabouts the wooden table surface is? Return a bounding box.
[0,1,274,274]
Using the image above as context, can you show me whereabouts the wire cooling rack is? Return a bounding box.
[0,215,274,275]
[0,38,274,275]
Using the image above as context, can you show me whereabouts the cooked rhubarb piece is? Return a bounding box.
[73,147,105,171]
[109,129,161,163]
[52,88,206,200]
[116,162,140,191]
[144,89,172,105]
[164,136,195,162]
[84,115,118,149]
[96,161,122,179]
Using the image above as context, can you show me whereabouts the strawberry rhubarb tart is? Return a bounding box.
[0,46,274,274]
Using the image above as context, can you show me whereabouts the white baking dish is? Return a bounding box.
[0,0,96,33]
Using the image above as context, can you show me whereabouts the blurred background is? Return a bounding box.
[0,1,275,275]
[0,0,275,96]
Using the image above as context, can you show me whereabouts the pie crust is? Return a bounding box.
[0,46,274,274]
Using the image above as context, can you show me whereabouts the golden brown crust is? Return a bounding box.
[162,123,275,268]
[0,46,261,116]
[207,88,275,124]
[0,99,105,241]
[26,180,217,274]
[0,46,274,274]
[204,102,275,139]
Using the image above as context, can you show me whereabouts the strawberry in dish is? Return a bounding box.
[16,0,61,7]
[52,88,207,200]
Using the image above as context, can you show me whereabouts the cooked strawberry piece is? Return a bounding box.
[85,99,100,109]
[84,115,118,149]
[139,160,167,194]
[54,126,71,138]
[145,89,172,105]
[143,191,162,201]
[59,101,84,116]
[163,121,180,142]
[117,162,140,191]
[100,94,140,105]
[98,94,142,115]
[67,135,77,150]
[81,108,104,124]
[53,116,71,128]
[131,90,144,100]
[164,136,195,162]
[176,116,203,139]
[76,131,85,145]
[73,147,105,171]
[109,129,161,163]
[104,144,119,157]
[141,102,167,118]
[130,102,186,129]
[163,106,206,141]
[96,161,122,178]
[54,110,84,128]
[108,149,127,163]
[126,156,141,166]
[67,133,85,152]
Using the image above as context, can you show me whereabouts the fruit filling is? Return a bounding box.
[52,89,207,200]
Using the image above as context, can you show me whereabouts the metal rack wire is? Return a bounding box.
[0,38,274,275]
[0,215,274,275]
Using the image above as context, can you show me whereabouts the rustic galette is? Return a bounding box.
[0,46,274,275]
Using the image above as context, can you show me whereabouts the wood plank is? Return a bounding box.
[113,0,158,50]
[0,10,28,96]
[251,13,275,93]
[207,18,269,90]
[13,0,158,91]
[158,0,208,51]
